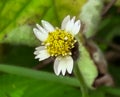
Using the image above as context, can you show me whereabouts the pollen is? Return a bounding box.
[44,28,76,56]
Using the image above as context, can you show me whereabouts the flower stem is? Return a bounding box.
[73,35,90,97]
[74,64,89,97]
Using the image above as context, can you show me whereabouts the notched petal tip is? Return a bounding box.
[36,23,41,30]
[36,23,40,26]
[34,49,50,61]
[71,16,76,21]
[61,15,71,30]
[33,28,38,32]
[65,16,77,34]
[63,15,70,20]
[41,20,54,32]
[66,15,70,17]
[33,28,41,38]
[41,20,45,24]
[34,51,37,55]
[71,20,81,35]
[36,23,49,34]
[61,70,66,76]
[54,56,73,76]
[35,55,39,59]
[76,20,81,27]
[33,27,48,41]
[54,71,60,76]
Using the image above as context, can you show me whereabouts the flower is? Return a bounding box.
[33,15,81,76]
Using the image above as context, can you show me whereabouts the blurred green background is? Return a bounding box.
[0,0,120,97]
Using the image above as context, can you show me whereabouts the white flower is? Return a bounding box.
[33,15,81,76]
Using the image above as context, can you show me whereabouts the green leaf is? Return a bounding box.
[80,0,103,38]
[0,74,81,97]
[0,0,86,46]
[100,86,120,97]
[1,25,39,46]
[0,64,80,87]
[98,16,120,42]
[89,89,105,97]
[76,36,98,89]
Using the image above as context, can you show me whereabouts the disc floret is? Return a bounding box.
[44,28,76,56]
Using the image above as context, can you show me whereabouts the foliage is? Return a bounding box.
[0,0,86,46]
[0,74,81,97]
[0,0,120,97]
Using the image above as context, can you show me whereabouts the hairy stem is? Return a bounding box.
[74,63,89,97]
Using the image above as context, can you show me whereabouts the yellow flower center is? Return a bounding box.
[44,28,76,56]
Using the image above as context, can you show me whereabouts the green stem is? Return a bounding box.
[74,63,89,97]
[73,35,90,97]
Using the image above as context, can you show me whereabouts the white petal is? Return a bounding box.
[55,57,66,75]
[54,56,74,76]
[71,20,81,35]
[33,28,48,41]
[35,46,45,50]
[54,57,61,75]
[61,15,70,30]
[65,16,75,34]
[36,24,48,33]
[60,63,66,76]
[66,56,73,74]
[41,20,54,32]
[34,46,45,55]
[35,49,50,61]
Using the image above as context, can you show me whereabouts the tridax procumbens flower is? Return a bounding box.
[33,15,81,76]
